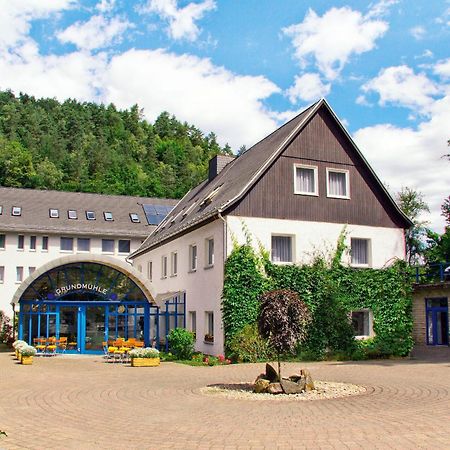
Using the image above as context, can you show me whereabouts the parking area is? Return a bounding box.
[1,352,450,449]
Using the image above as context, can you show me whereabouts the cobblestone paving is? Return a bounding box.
[1,353,450,449]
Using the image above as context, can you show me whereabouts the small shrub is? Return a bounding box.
[0,311,14,346]
[167,328,195,360]
[20,345,37,357]
[129,347,160,359]
[227,323,274,363]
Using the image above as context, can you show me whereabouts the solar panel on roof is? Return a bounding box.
[142,204,174,225]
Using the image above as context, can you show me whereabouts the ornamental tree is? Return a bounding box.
[258,289,311,379]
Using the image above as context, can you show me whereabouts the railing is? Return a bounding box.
[413,262,450,284]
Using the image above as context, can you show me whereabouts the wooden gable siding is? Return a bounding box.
[227,107,405,228]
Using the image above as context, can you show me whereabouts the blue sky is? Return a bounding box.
[0,0,449,229]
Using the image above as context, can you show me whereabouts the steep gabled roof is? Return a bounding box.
[131,99,411,257]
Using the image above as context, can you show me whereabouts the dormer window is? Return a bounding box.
[68,210,77,220]
[49,209,59,218]
[104,212,113,221]
[130,213,140,223]
[12,206,22,216]
[86,211,96,220]
[200,186,221,206]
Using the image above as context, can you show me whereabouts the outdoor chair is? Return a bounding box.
[46,344,57,356]
[57,337,67,353]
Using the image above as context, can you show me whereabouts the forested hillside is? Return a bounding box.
[0,90,233,198]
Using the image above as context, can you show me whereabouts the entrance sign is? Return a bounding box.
[55,284,108,297]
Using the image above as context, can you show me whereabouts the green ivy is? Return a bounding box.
[222,236,413,358]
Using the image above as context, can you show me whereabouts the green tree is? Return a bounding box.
[396,187,430,264]
[0,137,35,187]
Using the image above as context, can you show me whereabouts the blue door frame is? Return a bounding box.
[426,300,449,346]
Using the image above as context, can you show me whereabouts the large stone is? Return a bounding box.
[265,363,279,382]
[301,368,315,391]
[255,373,266,382]
[297,377,306,391]
[280,378,305,395]
[267,382,283,395]
[289,374,302,383]
[254,378,270,393]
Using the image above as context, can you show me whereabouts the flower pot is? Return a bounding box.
[131,357,160,367]
[21,356,33,365]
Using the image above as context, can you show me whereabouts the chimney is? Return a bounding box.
[208,154,235,181]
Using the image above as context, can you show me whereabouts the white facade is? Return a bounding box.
[226,216,406,269]
[132,220,225,355]
[132,214,406,355]
[0,231,143,316]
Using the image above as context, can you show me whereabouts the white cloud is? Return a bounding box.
[96,0,116,13]
[365,0,399,19]
[354,95,450,231]
[103,49,280,148]
[286,73,330,103]
[361,65,441,111]
[283,6,388,80]
[434,58,450,79]
[0,0,75,49]
[410,25,425,40]
[57,14,131,51]
[142,0,216,41]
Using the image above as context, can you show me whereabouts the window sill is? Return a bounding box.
[204,264,214,270]
[77,250,90,253]
[350,264,370,269]
[271,261,294,265]
[327,195,350,200]
[29,249,36,252]
[17,249,24,252]
[102,251,115,255]
[41,249,48,253]
[15,281,22,284]
[294,191,319,197]
[60,250,73,253]
[118,252,130,255]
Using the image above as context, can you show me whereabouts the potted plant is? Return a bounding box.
[12,340,27,361]
[129,347,160,367]
[20,345,37,365]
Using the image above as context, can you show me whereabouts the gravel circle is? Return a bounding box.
[200,381,366,401]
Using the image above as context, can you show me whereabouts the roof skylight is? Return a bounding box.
[12,206,22,216]
[130,213,140,223]
[86,211,96,220]
[68,210,77,220]
[104,212,113,221]
[49,208,59,218]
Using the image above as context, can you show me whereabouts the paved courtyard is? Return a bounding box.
[1,352,450,449]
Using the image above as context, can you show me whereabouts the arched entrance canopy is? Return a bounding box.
[11,255,156,305]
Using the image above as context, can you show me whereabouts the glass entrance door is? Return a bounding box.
[426,298,449,346]
[59,306,79,351]
[84,305,107,352]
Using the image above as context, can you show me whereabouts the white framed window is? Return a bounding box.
[42,236,49,251]
[205,311,214,343]
[351,309,373,338]
[60,237,74,252]
[189,311,197,336]
[0,234,5,250]
[351,238,370,266]
[102,239,114,253]
[189,244,197,272]
[12,206,22,216]
[118,240,130,254]
[271,235,293,263]
[49,208,59,218]
[18,235,24,250]
[294,164,318,196]
[0,266,4,283]
[16,266,23,283]
[161,256,168,279]
[326,168,350,199]
[68,210,77,220]
[171,252,178,276]
[205,238,214,268]
[30,235,36,251]
[77,238,90,252]
[147,261,153,281]
[28,267,36,276]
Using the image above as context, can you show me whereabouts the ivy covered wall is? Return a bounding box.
[222,238,413,358]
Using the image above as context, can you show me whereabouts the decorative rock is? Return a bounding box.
[297,378,306,391]
[265,363,279,382]
[301,369,315,391]
[280,379,305,395]
[267,382,283,395]
[289,374,302,383]
[255,373,266,382]
[254,378,270,393]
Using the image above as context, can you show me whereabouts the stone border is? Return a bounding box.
[199,381,366,401]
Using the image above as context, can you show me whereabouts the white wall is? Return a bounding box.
[0,232,142,316]
[132,219,225,355]
[226,215,405,267]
